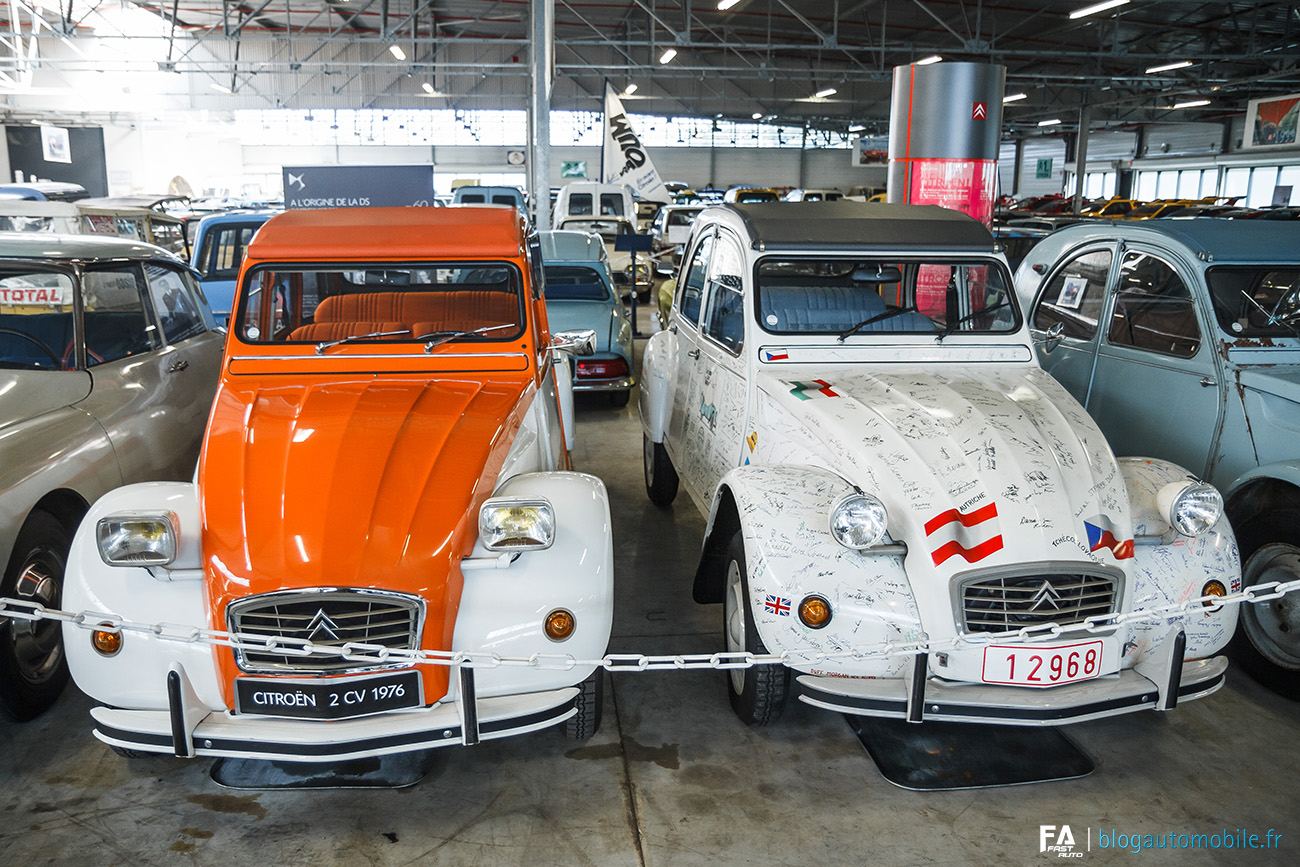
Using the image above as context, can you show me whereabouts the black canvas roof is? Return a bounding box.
[720,201,996,253]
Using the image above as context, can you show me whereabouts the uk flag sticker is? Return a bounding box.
[764,595,792,616]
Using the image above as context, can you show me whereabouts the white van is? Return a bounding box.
[552,182,635,228]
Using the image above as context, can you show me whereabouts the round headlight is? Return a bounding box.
[829,493,889,550]
[1158,481,1223,537]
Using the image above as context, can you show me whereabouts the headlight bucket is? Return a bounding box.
[96,512,178,566]
[828,493,889,550]
[479,498,555,551]
[1156,481,1223,537]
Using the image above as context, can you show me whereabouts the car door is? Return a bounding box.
[665,230,714,466]
[1086,247,1223,475]
[1030,245,1115,404]
[681,229,749,509]
[142,262,224,479]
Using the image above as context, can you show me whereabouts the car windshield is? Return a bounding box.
[236,263,524,346]
[755,256,1020,336]
[1206,268,1300,339]
[0,267,77,369]
[544,265,610,301]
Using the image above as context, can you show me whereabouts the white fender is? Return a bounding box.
[638,329,677,442]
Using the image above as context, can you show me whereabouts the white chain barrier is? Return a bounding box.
[3,578,1298,672]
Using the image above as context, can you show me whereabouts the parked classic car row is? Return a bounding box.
[3,201,1297,769]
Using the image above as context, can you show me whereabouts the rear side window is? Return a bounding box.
[1107,252,1200,358]
[1035,249,1112,340]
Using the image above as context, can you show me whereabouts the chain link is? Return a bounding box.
[3,577,1297,672]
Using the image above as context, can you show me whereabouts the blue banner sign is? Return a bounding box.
[282,165,435,209]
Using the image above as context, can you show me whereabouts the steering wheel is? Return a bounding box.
[0,328,62,368]
[61,339,103,368]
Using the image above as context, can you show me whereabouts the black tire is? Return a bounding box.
[0,510,72,721]
[643,433,679,507]
[609,389,631,408]
[563,669,604,740]
[1231,509,1300,698]
[722,531,788,726]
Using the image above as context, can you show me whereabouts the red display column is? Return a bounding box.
[888,62,1005,315]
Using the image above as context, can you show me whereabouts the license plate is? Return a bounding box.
[980,641,1105,687]
[234,670,422,720]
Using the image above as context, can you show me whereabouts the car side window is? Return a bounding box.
[1035,248,1111,340]
[701,234,745,353]
[569,193,593,216]
[1106,251,1201,358]
[676,232,715,327]
[145,264,208,344]
[82,265,159,365]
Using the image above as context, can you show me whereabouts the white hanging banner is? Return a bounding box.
[602,82,671,203]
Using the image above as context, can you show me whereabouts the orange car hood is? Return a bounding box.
[199,374,529,701]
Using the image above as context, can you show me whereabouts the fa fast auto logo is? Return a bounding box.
[1040,825,1084,858]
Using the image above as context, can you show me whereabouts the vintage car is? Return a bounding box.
[1015,219,1300,695]
[190,209,278,322]
[62,206,614,761]
[639,202,1240,727]
[539,229,635,406]
[0,233,222,721]
[556,215,655,299]
[648,204,704,276]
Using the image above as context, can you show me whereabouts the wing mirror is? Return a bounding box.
[1030,321,1065,353]
[553,329,597,357]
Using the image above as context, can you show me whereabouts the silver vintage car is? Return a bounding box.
[0,233,223,719]
[1016,219,1300,695]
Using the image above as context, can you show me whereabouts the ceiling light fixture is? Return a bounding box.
[752,112,763,119]
[717,0,741,9]
[1003,92,1027,103]
[388,45,406,61]
[815,87,837,99]
[1172,99,1210,109]
[848,123,866,132]
[659,48,677,64]
[1038,118,1061,126]
[421,82,436,95]
[1146,60,1193,74]
[624,83,638,96]
[209,83,232,94]
[916,55,943,65]
[1069,0,1129,20]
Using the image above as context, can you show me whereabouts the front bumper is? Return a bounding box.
[91,665,579,762]
[797,656,1227,726]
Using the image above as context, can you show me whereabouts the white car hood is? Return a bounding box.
[753,365,1135,573]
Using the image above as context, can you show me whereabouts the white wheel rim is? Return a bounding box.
[725,559,746,694]
[1243,546,1300,668]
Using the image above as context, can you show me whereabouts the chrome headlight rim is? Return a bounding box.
[828,492,890,550]
[96,511,179,566]
[1160,481,1223,537]
[478,497,556,552]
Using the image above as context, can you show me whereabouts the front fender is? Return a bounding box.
[63,481,220,711]
[453,471,614,698]
[702,465,923,678]
[637,329,676,442]
[1118,458,1239,661]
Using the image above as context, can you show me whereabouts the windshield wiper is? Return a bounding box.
[935,299,1012,343]
[315,328,411,354]
[1241,290,1300,339]
[414,323,518,352]
[835,306,929,342]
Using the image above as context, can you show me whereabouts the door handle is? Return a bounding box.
[669,323,678,334]
[168,358,189,373]
[687,348,700,359]
[1199,376,1216,388]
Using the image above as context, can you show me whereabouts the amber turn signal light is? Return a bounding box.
[544,609,576,642]
[798,595,832,629]
[1201,580,1227,609]
[91,625,123,656]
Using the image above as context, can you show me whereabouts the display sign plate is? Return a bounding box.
[234,670,422,720]
[282,165,435,209]
[980,640,1105,688]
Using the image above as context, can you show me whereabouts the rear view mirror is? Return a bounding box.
[852,264,903,284]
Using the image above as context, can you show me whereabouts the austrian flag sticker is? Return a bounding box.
[924,502,1004,566]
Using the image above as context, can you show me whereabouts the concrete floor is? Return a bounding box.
[2,305,1298,866]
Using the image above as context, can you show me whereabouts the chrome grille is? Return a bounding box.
[227,589,424,673]
[959,572,1118,633]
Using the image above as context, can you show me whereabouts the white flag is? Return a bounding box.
[603,83,671,203]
